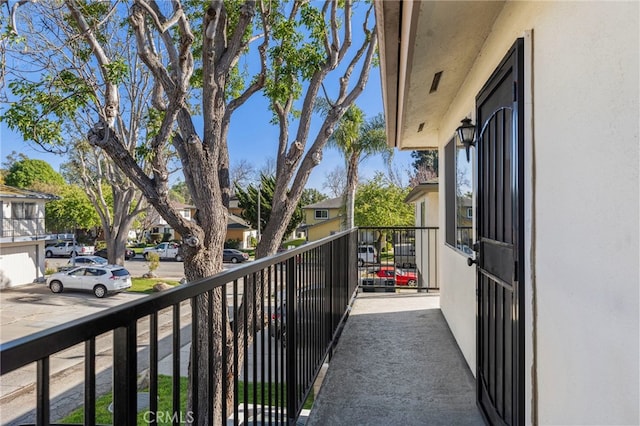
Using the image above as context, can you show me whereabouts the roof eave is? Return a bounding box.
[375,1,505,151]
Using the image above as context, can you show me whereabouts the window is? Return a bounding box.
[314,209,329,220]
[445,138,473,256]
[11,202,36,219]
[70,268,87,277]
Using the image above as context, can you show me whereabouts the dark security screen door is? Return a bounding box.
[475,38,525,426]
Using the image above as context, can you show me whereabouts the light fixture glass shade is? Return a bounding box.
[456,117,476,162]
[456,117,476,146]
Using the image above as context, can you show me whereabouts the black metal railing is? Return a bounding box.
[0,230,358,425]
[357,227,439,292]
[1,218,47,240]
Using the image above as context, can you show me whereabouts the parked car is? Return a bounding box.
[47,265,132,298]
[223,249,249,263]
[269,285,326,343]
[45,241,95,258]
[94,247,136,260]
[143,242,183,261]
[393,243,416,268]
[57,256,108,272]
[375,266,417,286]
[357,245,378,266]
[65,255,107,265]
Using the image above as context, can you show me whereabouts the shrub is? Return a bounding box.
[146,252,160,276]
[225,239,241,249]
[44,261,57,275]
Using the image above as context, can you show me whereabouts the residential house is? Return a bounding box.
[377,1,638,425]
[404,181,439,287]
[144,199,257,249]
[227,194,257,248]
[225,214,255,249]
[145,201,193,242]
[0,185,58,288]
[302,196,344,241]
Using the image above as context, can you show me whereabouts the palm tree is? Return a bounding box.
[328,106,391,229]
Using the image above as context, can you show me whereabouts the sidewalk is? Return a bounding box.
[306,292,484,426]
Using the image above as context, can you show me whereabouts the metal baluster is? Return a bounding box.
[84,339,96,426]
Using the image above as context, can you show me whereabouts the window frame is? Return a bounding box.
[11,202,36,219]
[445,137,474,257]
[314,209,329,220]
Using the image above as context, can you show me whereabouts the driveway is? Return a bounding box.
[2,258,247,344]
[0,283,191,425]
[0,283,146,344]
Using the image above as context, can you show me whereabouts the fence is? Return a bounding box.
[357,227,439,292]
[0,230,358,425]
[1,218,47,240]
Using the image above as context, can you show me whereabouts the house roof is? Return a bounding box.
[404,181,439,204]
[302,196,343,210]
[170,200,195,210]
[0,184,59,200]
[374,1,505,149]
[151,213,251,231]
[228,214,250,230]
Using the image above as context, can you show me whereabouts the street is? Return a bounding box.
[44,255,188,282]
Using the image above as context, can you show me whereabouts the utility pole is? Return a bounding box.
[257,184,261,243]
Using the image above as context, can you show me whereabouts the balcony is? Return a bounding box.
[1,218,48,243]
[0,228,481,425]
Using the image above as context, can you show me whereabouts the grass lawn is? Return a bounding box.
[129,278,180,294]
[380,252,394,262]
[282,238,306,248]
[60,375,312,424]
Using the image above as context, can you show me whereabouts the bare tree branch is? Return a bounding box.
[136,0,184,33]
[65,0,119,125]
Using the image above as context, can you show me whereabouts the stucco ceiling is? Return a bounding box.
[376,1,504,150]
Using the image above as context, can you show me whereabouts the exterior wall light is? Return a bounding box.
[456,117,476,162]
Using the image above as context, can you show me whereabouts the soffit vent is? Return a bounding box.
[429,71,443,93]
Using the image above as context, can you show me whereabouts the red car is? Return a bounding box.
[375,266,417,286]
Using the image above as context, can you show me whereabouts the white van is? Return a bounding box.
[394,243,416,268]
[357,245,377,266]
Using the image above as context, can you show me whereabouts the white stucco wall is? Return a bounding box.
[438,142,478,373]
[412,191,440,289]
[424,192,439,228]
[435,2,639,425]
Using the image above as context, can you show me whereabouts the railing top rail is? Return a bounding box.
[357,226,439,230]
[1,229,355,375]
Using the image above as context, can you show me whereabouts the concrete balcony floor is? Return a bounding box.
[307,292,484,426]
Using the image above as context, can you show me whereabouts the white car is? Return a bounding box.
[47,265,132,298]
[357,245,378,266]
